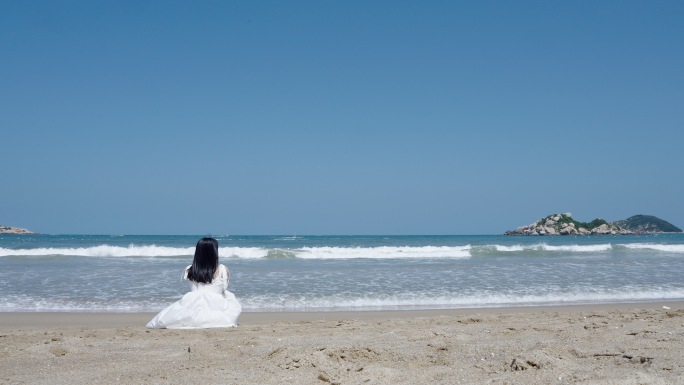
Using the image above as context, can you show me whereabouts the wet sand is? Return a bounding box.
[2,302,683,384]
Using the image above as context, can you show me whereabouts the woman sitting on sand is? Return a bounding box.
[147,237,241,329]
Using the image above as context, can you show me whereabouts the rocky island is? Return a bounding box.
[613,214,682,234]
[0,225,34,234]
[505,213,682,236]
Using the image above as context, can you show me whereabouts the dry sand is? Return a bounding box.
[1,303,683,384]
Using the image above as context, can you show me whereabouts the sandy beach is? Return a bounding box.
[1,303,683,384]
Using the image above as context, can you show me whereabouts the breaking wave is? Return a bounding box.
[2,241,684,259]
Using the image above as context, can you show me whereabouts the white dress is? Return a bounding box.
[147,264,241,329]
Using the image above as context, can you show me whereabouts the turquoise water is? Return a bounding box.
[1,234,683,312]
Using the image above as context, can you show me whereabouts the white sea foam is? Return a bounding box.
[541,244,613,252]
[493,245,526,252]
[0,245,195,257]
[3,241,683,259]
[0,245,473,259]
[0,245,269,259]
[0,297,163,312]
[295,245,472,259]
[619,243,684,253]
[197,288,684,312]
[274,236,302,241]
[4,288,683,312]
[492,244,613,253]
[220,247,270,259]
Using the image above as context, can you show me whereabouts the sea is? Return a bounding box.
[1,234,684,313]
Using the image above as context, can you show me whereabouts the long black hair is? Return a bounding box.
[186,237,219,284]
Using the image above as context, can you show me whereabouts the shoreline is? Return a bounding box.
[2,301,682,329]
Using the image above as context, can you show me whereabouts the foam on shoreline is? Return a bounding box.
[2,301,682,329]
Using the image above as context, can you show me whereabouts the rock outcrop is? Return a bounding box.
[612,215,682,233]
[505,213,632,236]
[0,225,33,234]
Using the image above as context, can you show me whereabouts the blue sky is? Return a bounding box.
[2,1,683,235]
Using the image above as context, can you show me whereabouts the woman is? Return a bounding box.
[147,237,241,329]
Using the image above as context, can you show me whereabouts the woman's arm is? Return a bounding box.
[220,264,231,288]
[182,265,192,281]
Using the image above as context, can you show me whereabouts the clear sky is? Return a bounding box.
[2,1,683,235]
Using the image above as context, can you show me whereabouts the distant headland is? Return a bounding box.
[505,213,682,236]
[0,225,34,234]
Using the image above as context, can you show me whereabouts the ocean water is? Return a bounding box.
[1,234,684,312]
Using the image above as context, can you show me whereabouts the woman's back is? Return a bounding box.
[185,264,230,293]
